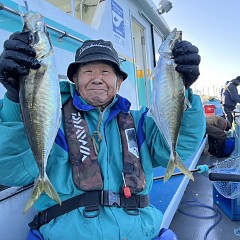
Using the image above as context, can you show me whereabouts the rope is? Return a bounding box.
[91,110,103,155]
[178,193,222,240]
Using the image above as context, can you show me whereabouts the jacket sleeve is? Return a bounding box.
[176,89,206,160]
[0,95,38,186]
[206,125,227,140]
[227,85,240,103]
[143,88,206,168]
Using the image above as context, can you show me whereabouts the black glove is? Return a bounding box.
[0,31,41,102]
[172,40,201,89]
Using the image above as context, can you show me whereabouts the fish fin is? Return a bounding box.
[184,96,192,110]
[23,176,61,214]
[147,108,156,121]
[163,152,175,182]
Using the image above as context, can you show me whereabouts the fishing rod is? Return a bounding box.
[153,163,240,183]
[209,173,240,182]
[153,164,215,181]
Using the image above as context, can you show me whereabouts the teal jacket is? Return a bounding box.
[0,81,206,240]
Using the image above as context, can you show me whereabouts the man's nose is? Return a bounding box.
[90,71,104,82]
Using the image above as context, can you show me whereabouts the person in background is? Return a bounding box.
[220,80,229,104]
[206,115,231,158]
[222,76,240,125]
[0,31,205,240]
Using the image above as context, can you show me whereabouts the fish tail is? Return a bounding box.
[24,177,44,213]
[24,176,61,214]
[43,175,62,206]
[175,153,194,181]
[164,152,175,182]
[164,152,194,182]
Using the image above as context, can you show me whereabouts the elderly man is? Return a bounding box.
[0,31,205,240]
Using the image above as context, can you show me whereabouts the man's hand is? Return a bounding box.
[0,31,40,102]
[173,40,201,89]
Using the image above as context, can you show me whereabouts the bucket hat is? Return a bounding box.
[67,39,128,81]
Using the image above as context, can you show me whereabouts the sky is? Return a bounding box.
[152,0,240,97]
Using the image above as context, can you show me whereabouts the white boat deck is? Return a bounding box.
[150,136,207,228]
[0,186,36,240]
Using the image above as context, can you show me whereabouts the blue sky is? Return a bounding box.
[153,0,240,96]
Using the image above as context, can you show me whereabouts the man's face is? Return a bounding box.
[73,62,123,109]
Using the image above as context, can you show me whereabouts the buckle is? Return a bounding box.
[108,191,121,207]
[28,211,48,229]
[124,195,140,216]
[101,191,121,207]
[28,215,40,230]
[39,211,48,224]
[83,205,101,218]
[124,208,140,215]
[83,192,101,218]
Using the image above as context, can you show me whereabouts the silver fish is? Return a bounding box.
[19,12,62,213]
[148,28,194,182]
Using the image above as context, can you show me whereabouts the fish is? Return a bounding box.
[148,28,194,182]
[19,12,62,213]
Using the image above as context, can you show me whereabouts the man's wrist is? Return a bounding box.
[6,90,19,103]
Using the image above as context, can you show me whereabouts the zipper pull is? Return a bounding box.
[122,172,131,198]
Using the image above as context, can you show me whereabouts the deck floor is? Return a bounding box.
[169,148,240,240]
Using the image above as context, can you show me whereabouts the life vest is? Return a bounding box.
[63,97,146,194]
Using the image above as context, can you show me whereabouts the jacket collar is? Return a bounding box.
[72,90,131,113]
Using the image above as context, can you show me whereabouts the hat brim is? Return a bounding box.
[67,54,128,81]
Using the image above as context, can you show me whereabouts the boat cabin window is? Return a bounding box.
[153,28,164,65]
[46,0,105,26]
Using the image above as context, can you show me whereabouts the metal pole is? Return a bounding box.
[0,2,84,43]
[0,2,126,62]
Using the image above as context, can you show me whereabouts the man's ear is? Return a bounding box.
[72,74,77,85]
[117,76,123,90]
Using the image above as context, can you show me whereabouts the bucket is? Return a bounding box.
[224,137,235,155]
[204,104,215,116]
